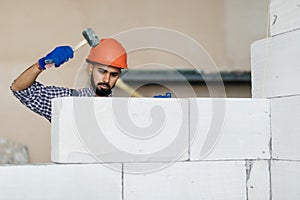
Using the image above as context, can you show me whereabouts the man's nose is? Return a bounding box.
[102,73,110,83]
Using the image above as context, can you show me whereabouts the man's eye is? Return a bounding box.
[98,69,105,73]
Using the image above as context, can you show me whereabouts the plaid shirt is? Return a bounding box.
[12,81,96,122]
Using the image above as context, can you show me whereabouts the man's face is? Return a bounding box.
[89,63,121,96]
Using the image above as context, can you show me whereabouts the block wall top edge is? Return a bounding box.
[271,28,300,37]
[0,163,122,169]
[269,94,300,100]
[252,29,300,48]
[52,97,270,101]
[188,97,270,101]
[123,160,247,167]
[52,97,190,101]
[250,37,270,48]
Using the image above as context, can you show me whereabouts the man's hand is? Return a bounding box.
[38,46,74,70]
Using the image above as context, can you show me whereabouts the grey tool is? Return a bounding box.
[45,27,100,64]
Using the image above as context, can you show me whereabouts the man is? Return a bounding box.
[11,38,127,122]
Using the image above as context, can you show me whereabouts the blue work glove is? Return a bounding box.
[153,92,172,98]
[38,46,74,70]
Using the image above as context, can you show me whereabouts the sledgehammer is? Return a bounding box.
[75,27,100,50]
[44,28,100,65]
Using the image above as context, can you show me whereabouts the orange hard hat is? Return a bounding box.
[86,38,127,69]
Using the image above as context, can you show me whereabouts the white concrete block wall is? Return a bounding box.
[51,97,189,163]
[270,0,300,36]
[52,97,271,163]
[190,98,270,160]
[0,164,122,200]
[271,95,300,160]
[271,160,300,200]
[251,29,300,98]
[2,160,299,200]
[250,1,300,198]
[0,160,272,200]
[47,97,275,199]
[247,160,270,200]
[124,161,247,200]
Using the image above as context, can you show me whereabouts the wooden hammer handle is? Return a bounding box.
[73,39,88,52]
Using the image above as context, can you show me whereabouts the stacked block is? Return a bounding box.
[0,164,122,200]
[271,95,300,160]
[246,161,270,200]
[0,97,271,199]
[189,98,270,160]
[51,97,189,163]
[49,97,270,199]
[251,0,300,198]
[124,161,248,200]
[51,97,270,163]
[270,0,300,36]
[271,161,300,200]
[124,160,270,200]
[251,30,300,98]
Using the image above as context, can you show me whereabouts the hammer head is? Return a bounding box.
[82,28,100,47]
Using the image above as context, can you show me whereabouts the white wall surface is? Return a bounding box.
[124,161,247,200]
[190,98,270,160]
[0,163,122,200]
[270,0,300,36]
[271,95,300,160]
[251,29,300,98]
[51,97,189,163]
[271,160,300,200]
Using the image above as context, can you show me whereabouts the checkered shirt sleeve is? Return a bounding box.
[12,81,72,121]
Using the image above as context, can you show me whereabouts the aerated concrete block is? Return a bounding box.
[0,163,122,200]
[247,160,270,200]
[271,160,300,200]
[190,98,270,160]
[271,95,300,160]
[251,30,300,98]
[270,0,300,36]
[51,97,189,163]
[124,161,247,200]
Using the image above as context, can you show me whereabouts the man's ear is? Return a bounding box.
[88,64,93,75]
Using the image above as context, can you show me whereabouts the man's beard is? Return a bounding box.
[90,74,112,97]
